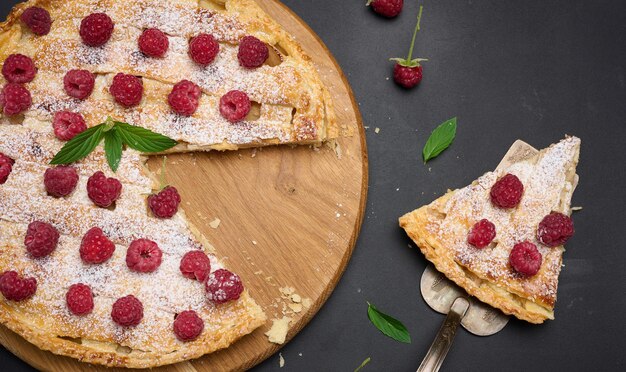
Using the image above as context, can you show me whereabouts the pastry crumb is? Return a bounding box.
[374,127,380,133]
[301,298,312,309]
[571,206,583,211]
[209,218,221,229]
[291,294,302,303]
[279,352,285,367]
[265,317,292,344]
[288,303,303,313]
[279,286,295,297]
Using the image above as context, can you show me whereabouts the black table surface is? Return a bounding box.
[1,1,625,371]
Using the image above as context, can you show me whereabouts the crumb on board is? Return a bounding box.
[374,127,380,134]
[265,317,292,344]
[279,353,285,368]
[209,218,221,229]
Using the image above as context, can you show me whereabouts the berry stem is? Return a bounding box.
[406,5,424,62]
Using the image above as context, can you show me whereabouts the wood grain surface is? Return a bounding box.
[0,0,368,370]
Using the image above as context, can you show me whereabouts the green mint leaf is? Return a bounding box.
[367,302,411,344]
[422,117,457,163]
[114,122,177,153]
[104,128,123,172]
[354,357,371,372]
[50,124,105,165]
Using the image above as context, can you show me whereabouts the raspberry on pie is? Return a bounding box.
[87,171,122,208]
[189,33,219,66]
[66,283,94,316]
[80,13,114,47]
[111,295,143,327]
[109,73,143,107]
[0,83,32,116]
[219,90,251,123]
[180,250,211,282]
[52,111,87,141]
[2,54,37,84]
[63,69,96,100]
[126,239,163,273]
[80,227,115,264]
[206,269,244,304]
[0,152,14,185]
[24,221,60,258]
[173,310,204,342]
[20,6,52,36]
[0,271,37,301]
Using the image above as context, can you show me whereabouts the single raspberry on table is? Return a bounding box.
[109,73,143,107]
[206,269,244,304]
[237,36,268,69]
[537,212,574,247]
[219,90,251,123]
[80,13,114,47]
[111,295,143,327]
[0,153,14,184]
[80,227,115,264]
[0,271,37,301]
[509,241,542,277]
[44,165,79,197]
[189,33,219,66]
[126,239,163,273]
[168,80,201,116]
[20,6,52,36]
[490,173,524,209]
[87,171,122,208]
[0,83,32,116]
[2,54,37,84]
[173,310,204,341]
[63,69,96,100]
[148,186,181,219]
[467,219,496,248]
[24,221,59,258]
[180,251,211,282]
[138,28,169,58]
[367,0,404,18]
[52,111,87,141]
[389,5,427,89]
[66,283,94,316]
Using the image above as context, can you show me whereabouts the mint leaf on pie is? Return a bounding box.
[422,117,457,163]
[50,123,105,165]
[114,122,177,153]
[104,128,123,172]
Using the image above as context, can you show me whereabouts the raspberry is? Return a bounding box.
[66,283,94,316]
[237,36,268,69]
[367,0,404,18]
[206,269,243,304]
[0,271,37,301]
[109,73,143,107]
[87,171,122,208]
[537,212,574,247]
[138,28,169,58]
[2,54,37,84]
[0,83,32,116]
[126,239,163,273]
[80,227,115,264]
[180,251,211,282]
[20,6,52,36]
[44,166,79,197]
[24,221,59,258]
[393,64,423,89]
[219,90,251,123]
[173,310,204,341]
[52,111,87,141]
[0,153,14,184]
[490,173,524,209]
[467,219,496,249]
[63,69,96,100]
[111,295,143,327]
[509,242,542,277]
[79,13,114,47]
[189,33,220,66]
[148,186,181,219]
[168,80,201,116]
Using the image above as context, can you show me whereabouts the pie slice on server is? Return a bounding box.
[399,137,580,323]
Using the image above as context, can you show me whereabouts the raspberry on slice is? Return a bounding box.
[509,242,542,277]
[24,221,59,258]
[206,269,244,304]
[20,6,52,36]
[173,310,204,342]
[467,219,496,249]
[44,166,79,197]
[0,83,32,116]
[219,90,251,123]
[126,239,163,273]
[148,186,181,219]
[138,28,169,58]
[109,73,143,107]
[52,111,87,141]
[111,295,143,327]
[0,153,14,185]
[393,64,423,89]
[80,13,114,47]
[66,283,94,316]
[189,33,220,66]
[0,271,37,301]
[63,69,95,100]
[168,80,201,116]
[537,212,574,247]
[490,173,524,209]
[80,227,115,264]
[237,36,268,69]
[2,54,37,84]
[367,0,404,18]
[87,171,122,208]
[180,251,211,282]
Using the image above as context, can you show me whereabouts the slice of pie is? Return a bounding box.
[400,137,580,323]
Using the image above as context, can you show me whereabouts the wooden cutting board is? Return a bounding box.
[0,1,367,371]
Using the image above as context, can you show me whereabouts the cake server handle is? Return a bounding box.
[416,297,470,372]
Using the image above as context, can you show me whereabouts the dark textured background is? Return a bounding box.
[2,1,626,371]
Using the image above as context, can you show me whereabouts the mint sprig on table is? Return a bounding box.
[422,117,457,163]
[367,302,411,343]
[51,117,177,172]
